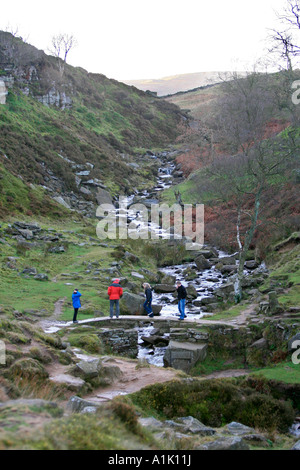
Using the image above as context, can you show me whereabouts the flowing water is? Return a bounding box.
[43,152,239,367]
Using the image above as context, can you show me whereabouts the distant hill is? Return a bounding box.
[123,71,246,97]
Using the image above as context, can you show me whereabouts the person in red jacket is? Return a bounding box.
[107,278,123,318]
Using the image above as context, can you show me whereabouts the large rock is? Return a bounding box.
[220,265,238,274]
[244,260,259,269]
[268,291,284,315]
[168,416,216,436]
[153,284,176,293]
[186,285,198,299]
[163,341,207,373]
[75,359,102,379]
[96,188,113,206]
[215,283,234,299]
[120,292,144,315]
[198,436,250,450]
[66,396,101,414]
[218,255,237,265]
[194,254,211,271]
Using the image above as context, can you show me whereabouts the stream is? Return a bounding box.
[43,151,240,366]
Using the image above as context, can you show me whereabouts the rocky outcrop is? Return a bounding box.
[0,80,7,104]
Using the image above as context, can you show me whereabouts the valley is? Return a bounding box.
[0,31,299,451]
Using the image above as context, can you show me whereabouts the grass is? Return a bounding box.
[202,303,246,322]
[0,217,163,320]
[251,361,300,384]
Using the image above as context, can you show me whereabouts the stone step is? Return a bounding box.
[163,341,208,373]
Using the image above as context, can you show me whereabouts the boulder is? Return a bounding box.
[215,283,234,299]
[96,188,113,206]
[75,359,102,379]
[153,284,176,293]
[141,335,169,346]
[218,255,237,265]
[170,416,216,436]
[66,396,100,414]
[196,248,218,259]
[268,291,284,315]
[186,285,198,299]
[244,260,259,270]
[198,436,250,450]
[220,265,238,274]
[119,292,144,315]
[194,254,211,271]
[224,422,255,436]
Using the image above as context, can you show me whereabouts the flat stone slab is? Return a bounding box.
[49,374,85,391]
[163,341,207,372]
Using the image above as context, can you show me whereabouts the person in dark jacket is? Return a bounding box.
[72,289,82,323]
[176,281,187,320]
[107,279,123,318]
[143,283,153,317]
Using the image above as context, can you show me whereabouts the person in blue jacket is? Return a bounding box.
[72,289,82,323]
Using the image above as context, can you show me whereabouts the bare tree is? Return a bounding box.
[49,33,77,73]
[197,71,299,301]
[269,0,300,70]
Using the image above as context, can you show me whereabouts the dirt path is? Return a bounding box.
[53,297,67,318]
[83,356,180,403]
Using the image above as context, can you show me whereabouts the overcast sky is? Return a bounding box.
[1,0,290,80]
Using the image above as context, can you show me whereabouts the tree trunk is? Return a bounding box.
[234,189,262,302]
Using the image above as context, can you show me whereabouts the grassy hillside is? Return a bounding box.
[0,31,184,216]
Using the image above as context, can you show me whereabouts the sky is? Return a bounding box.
[0,0,291,81]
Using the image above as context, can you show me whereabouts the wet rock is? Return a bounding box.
[141,335,169,346]
[153,284,177,293]
[244,260,259,269]
[215,282,234,299]
[194,254,211,270]
[186,285,198,299]
[220,265,238,274]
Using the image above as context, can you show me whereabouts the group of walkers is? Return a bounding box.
[71,279,187,323]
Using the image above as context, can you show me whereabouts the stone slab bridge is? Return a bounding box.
[64,315,241,373]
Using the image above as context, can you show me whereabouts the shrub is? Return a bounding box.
[131,378,296,432]
[109,398,140,434]
[68,333,103,354]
